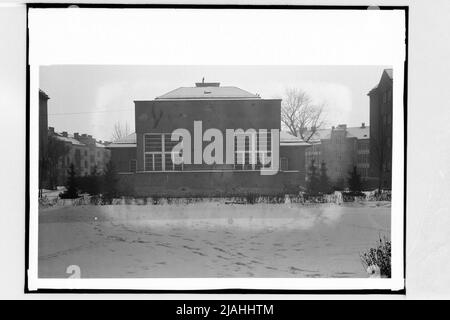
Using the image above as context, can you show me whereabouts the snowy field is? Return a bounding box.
[38,202,390,278]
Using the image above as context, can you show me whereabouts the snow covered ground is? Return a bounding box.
[41,187,65,200]
[38,202,390,278]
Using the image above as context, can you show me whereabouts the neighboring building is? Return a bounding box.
[39,90,49,190]
[39,90,49,161]
[106,132,137,173]
[108,81,310,197]
[279,131,309,176]
[48,128,111,185]
[305,123,371,188]
[368,68,393,189]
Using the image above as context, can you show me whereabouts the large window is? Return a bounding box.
[144,133,183,172]
[234,131,272,171]
[143,131,275,172]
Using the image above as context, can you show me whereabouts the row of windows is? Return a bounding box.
[143,133,276,172]
[331,134,346,144]
[68,157,108,168]
[357,167,369,178]
[128,157,290,172]
[357,140,370,150]
[357,153,369,164]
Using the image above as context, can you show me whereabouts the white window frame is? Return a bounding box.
[143,133,163,171]
[142,132,275,173]
[233,131,271,171]
[143,133,184,172]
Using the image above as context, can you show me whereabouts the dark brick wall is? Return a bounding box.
[280,145,307,173]
[111,98,308,196]
[39,91,49,189]
[369,70,393,188]
[39,91,49,162]
[109,147,136,173]
[135,99,281,171]
[116,170,304,197]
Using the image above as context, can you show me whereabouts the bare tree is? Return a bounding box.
[111,121,130,142]
[281,88,326,142]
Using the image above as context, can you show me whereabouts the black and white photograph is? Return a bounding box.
[6,0,450,304]
[23,6,407,292]
[37,65,394,281]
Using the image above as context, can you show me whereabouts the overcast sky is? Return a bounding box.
[40,65,389,142]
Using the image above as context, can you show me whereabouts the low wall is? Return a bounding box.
[116,171,304,197]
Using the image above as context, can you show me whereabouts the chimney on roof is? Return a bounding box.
[361,122,366,128]
[82,134,87,138]
[74,133,80,140]
[195,80,220,87]
[62,131,68,137]
[48,127,55,134]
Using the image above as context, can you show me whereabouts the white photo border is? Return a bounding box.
[27,5,407,292]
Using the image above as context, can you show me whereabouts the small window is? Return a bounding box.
[130,159,137,172]
[280,157,289,171]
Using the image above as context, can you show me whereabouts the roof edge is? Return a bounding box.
[135,98,282,103]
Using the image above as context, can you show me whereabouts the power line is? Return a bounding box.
[48,108,134,116]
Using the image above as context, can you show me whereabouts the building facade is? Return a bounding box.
[305,123,371,189]
[49,128,111,185]
[39,90,49,163]
[368,68,393,189]
[39,90,49,190]
[108,82,309,197]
